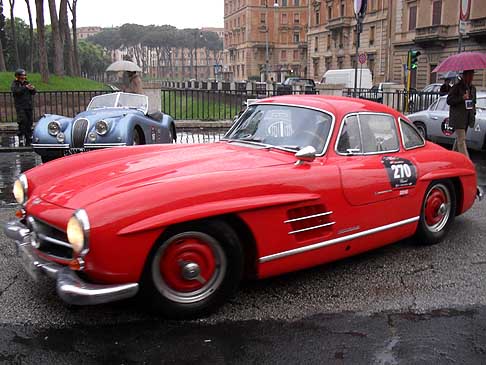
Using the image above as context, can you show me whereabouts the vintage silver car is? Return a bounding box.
[32,92,176,163]
[407,92,486,151]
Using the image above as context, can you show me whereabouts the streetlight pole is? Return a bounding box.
[264,0,279,82]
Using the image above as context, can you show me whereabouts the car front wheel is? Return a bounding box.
[415,180,456,245]
[141,220,243,318]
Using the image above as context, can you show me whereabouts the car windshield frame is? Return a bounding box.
[87,92,149,114]
[223,103,335,156]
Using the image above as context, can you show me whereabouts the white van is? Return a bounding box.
[321,68,373,89]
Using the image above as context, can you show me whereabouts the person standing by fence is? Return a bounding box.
[11,69,36,146]
[447,70,476,158]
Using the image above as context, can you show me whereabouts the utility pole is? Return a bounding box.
[353,0,367,97]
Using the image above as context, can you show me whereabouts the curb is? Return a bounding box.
[0,147,33,153]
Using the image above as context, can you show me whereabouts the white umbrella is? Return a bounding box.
[106,60,142,72]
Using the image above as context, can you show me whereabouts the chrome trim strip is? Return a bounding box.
[288,221,336,235]
[84,143,127,148]
[284,211,333,224]
[32,144,69,149]
[259,216,420,263]
[38,233,71,249]
[375,189,393,195]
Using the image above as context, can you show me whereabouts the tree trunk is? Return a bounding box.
[48,0,64,76]
[68,0,80,75]
[24,0,34,72]
[35,0,48,82]
[0,1,5,71]
[8,0,20,68]
[59,0,73,75]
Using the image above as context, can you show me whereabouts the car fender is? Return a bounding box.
[33,114,73,142]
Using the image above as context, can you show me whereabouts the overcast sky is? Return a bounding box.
[3,0,224,29]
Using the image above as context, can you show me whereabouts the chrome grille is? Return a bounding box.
[27,216,72,260]
[72,118,89,148]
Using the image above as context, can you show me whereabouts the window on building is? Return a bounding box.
[368,0,374,11]
[340,1,345,17]
[432,0,442,25]
[368,54,375,78]
[294,13,300,23]
[328,6,332,20]
[281,50,287,60]
[293,50,299,60]
[327,34,331,49]
[315,11,320,25]
[409,6,417,31]
[313,58,319,78]
[369,26,375,46]
[294,32,300,43]
[260,0,266,5]
[353,29,357,45]
[314,36,319,52]
[338,31,343,48]
[338,56,344,69]
[282,0,288,6]
[282,13,288,24]
[325,56,332,71]
[294,0,300,5]
[260,13,266,24]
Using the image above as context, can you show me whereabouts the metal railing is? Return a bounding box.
[342,88,441,114]
[0,90,111,123]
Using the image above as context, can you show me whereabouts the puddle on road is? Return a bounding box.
[0,152,41,206]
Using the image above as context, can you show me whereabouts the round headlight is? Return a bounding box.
[67,209,90,255]
[13,174,28,205]
[48,121,61,136]
[95,120,109,136]
[56,132,65,143]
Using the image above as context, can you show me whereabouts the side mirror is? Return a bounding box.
[295,146,317,165]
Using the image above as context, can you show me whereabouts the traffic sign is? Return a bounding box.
[358,53,367,64]
[460,0,471,21]
[459,20,467,35]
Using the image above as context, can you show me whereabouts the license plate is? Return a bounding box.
[18,243,40,281]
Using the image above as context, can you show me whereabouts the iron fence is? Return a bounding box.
[342,88,441,114]
[0,90,111,123]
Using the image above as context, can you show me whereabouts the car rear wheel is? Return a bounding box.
[132,128,143,145]
[141,220,243,318]
[414,122,427,139]
[415,180,456,245]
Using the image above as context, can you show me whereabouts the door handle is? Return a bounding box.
[432,117,439,120]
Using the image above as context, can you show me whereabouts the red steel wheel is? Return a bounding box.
[151,232,226,304]
[415,180,456,245]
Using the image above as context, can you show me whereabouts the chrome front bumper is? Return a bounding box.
[3,220,139,305]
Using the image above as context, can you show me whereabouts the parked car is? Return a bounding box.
[364,82,400,103]
[276,77,316,95]
[4,95,481,318]
[32,92,176,163]
[409,83,442,112]
[408,92,486,151]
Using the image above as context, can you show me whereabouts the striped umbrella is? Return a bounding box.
[433,52,486,73]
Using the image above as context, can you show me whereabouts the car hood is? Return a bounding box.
[74,109,140,121]
[35,142,294,209]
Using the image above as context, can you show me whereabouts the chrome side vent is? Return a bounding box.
[72,118,89,148]
[285,205,335,239]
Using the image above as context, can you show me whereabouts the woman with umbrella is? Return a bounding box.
[106,60,144,95]
[433,52,486,158]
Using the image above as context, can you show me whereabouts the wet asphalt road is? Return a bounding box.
[0,151,485,364]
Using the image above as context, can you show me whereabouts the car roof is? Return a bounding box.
[254,94,401,119]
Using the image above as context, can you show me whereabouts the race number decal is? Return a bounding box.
[382,156,417,188]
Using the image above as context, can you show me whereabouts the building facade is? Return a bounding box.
[223,0,309,82]
[77,27,103,40]
[307,0,390,83]
[391,0,486,89]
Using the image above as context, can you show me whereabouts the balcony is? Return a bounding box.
[470,17,486,42]
[414,25,448,46]
[326,16,354,31]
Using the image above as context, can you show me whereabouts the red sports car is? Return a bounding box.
[4,95,482,318]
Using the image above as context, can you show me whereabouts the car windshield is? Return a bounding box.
[224,104,333,154]
[87,93,148,113]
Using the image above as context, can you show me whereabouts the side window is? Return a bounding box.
[436,97,449,111]
[358,114,400,153]
[337,115,362,154]
[400,119,425,149]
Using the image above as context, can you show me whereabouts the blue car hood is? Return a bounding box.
[74,109,140,120]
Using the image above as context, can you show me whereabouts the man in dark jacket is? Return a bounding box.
[11,68,36,146]
[446,70,476,158]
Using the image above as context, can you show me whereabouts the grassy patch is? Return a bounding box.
[162,90,244,120]
[0,72,110,92]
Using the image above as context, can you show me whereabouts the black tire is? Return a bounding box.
[414,180,456,245]
[41,155,55,163]
[169,124,176,143]
[140,220,243,319]
[132,128,143,145]
[414,122,427,139]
